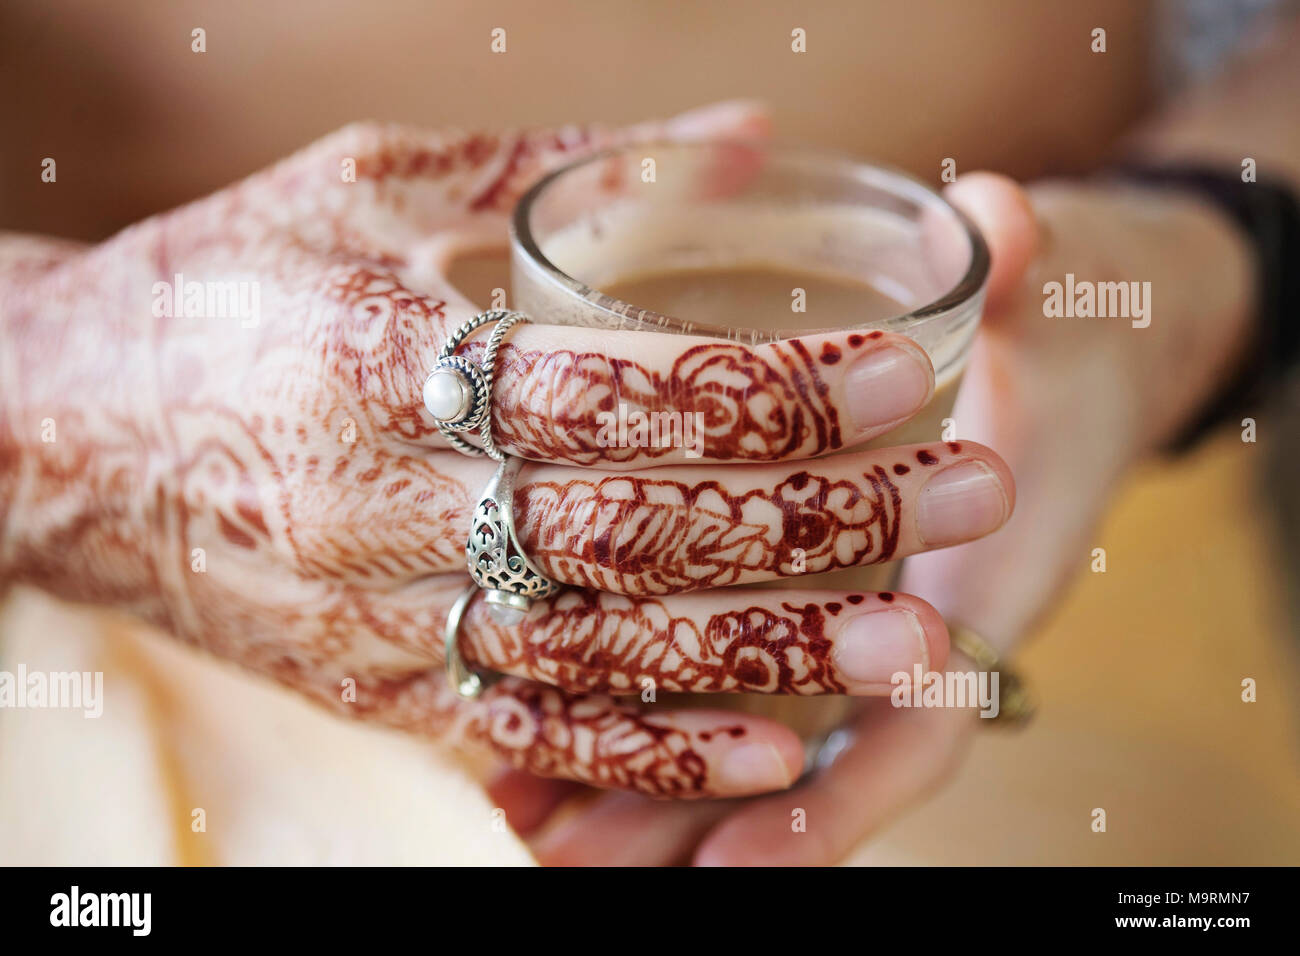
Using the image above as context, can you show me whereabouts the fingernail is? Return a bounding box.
[916,460,1008,546]
[845,344,933,431]
[715,742,794,792]
[834,609,928,686]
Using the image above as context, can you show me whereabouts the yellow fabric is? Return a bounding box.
[0,597,533,866]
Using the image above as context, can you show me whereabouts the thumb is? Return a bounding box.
[655,99,773,142]
[944,172,1040,311]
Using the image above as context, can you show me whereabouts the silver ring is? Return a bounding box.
[422,310,528,461]
[467,454,563,623]
[808,726,855,775]
[444,583,487,699]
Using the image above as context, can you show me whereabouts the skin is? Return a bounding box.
[8,2,1291,852]
[489,334,861,465]
[0,104,1014,800]
[511,30,1297,853]
[2,0,1289,863]
[500,170,1257,860]
[519,442,988,594]
[492,8,1300,861]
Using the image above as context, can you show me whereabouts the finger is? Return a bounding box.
[310,668,805,799]
[634,99,772,145]
[361,578,945,697]
[312,227,937,468]
[532,790,734,866]
[296,435,1008,591]
[297,124,934,469]
[245,122,936,469]
[484,767,584,837]
[463,687,805,799]
[457,586,945,697]
[944,172,1040,310]
[516,439,1013,594]
[259,101,772,259]
[693,701,974,865]
[487,101,770,234]
[406,325,936,467]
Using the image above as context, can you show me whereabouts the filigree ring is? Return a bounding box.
[467,454,563,625]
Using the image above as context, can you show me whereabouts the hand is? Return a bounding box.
[511,172,1254,862]
[0,106,1018,801]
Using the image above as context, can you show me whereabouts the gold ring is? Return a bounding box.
[949,624,1035,726]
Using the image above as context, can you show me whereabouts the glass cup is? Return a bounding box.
[508,141,989,748]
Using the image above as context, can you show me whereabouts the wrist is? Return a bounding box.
[0,271,51,593]
[1067,178,1256,455]
[0,253,155,612]
[1,234,90,583]
[0,400,19,595]
[1088,174,1260,454]
[0,269,33,592]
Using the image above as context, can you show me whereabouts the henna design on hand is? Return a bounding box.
[515,466,902,594]
[468,681,715,797]
[463,589,895,695]
[300,666,732,798]
[0,120,913,799]
[477,338,845,465]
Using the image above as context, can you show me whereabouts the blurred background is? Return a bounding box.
[1,0,1297,864]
